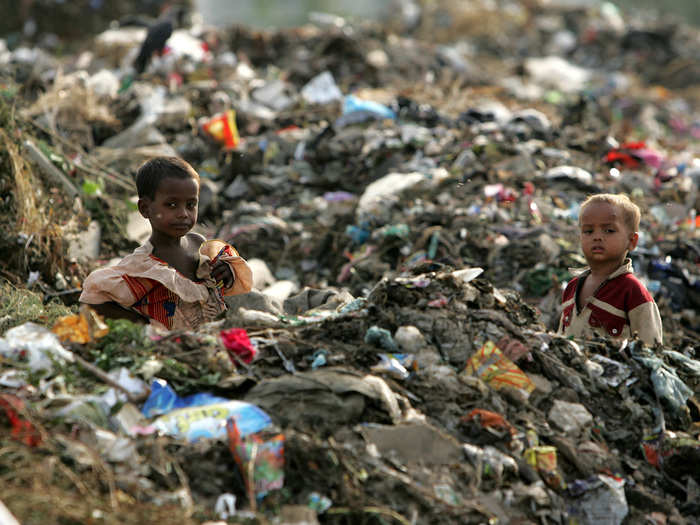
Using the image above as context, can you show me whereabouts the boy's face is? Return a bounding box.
[138,176,199,239]
[579,201,638,268]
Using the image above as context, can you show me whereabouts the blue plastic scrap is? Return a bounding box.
[342,94,396,120]
[663,350,700,376]
[364,325,400,353]
[141,379,273,443]
[142,378,229,418]
[634,355,693,413]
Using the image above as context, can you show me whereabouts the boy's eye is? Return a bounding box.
[605,228,615,233]
[187,202,197,210]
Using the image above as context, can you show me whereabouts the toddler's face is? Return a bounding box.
[579,201,638,267]
[140,176,199,239]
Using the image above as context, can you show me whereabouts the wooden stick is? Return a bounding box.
[72,353,147,404]
[29,119,136,191]
[23,140,79,198]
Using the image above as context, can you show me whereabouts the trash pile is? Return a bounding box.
[1,0,699,523]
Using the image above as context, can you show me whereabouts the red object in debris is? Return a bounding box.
[605,150,640,168]
[202,110,240,149]
[463,408,517,437]
[0,394,42,446]
[604,141,649,169]
[427,294,449,308]
[496,336,531,363]
[220,328,257,364]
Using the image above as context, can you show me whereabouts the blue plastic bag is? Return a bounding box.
[142,378,228,418]
[343,95,396,120]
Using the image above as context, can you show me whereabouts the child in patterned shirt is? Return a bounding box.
[80,157,252,331]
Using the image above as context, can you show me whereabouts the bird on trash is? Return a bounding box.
[132,5,187,75]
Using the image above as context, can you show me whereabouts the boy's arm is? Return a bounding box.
[556,311,565,334]
[629,300,663,346]
[84,302,147,324]
[211,260,234,289]
[557,278,577,335]
[205,242,253,296]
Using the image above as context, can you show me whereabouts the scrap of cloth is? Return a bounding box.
[80,239,253,331]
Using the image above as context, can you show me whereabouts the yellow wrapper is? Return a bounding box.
[524,446,558,471]
[464,340,535,395]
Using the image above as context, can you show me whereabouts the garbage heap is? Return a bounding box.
[1,0,699,524]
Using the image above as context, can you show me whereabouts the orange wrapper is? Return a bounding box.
[463,408,516,437]
[52,306,108,344]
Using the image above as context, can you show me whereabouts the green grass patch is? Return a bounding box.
[0,282,74,335]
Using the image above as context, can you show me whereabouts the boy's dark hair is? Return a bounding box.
[136,157,200,199]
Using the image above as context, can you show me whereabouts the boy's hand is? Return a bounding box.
[211,261,234,289]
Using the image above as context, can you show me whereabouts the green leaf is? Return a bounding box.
[82,179,101,196]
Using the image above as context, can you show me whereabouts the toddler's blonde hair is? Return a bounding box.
[579,193,640,232]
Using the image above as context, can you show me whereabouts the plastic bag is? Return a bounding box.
[463,408,516,438]
[663,350,700,376]
[651,367,693,412]
[141,378,229,418]
[463,443,518,479]
[589,354,631,387]
[566,475,628,525]
[0,322,74,373]
[152,400,272,443]
[370,353,416,380]
[634,354,693,413]
[343,94,396,120]
[548,399,593,434]
[301,71,343,105]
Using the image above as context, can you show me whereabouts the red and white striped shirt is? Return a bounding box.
[558,259,662,345]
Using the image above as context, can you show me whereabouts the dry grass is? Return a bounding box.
[1,129,42,241]
[415,0,529,44]
[0,402,202,525]
[22,71,118,150]
[0,441,199,525]
[0,113,74,283]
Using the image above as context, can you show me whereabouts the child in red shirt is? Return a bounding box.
[558,193,662,345]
